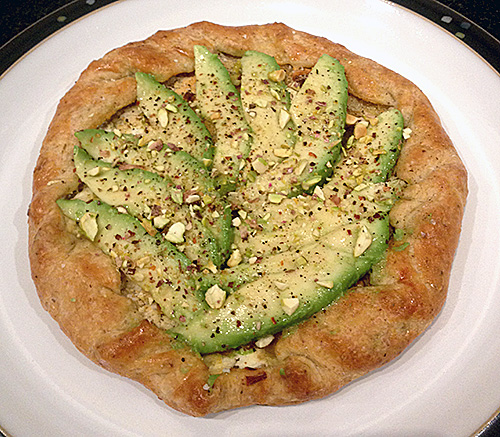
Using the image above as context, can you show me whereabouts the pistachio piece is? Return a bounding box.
[205,284,226,309]
[282,297,299,316]
[354,121,369,139]
[255,335,274,348]
[227,249,242,267]
[268,193,285,204]
[354,225,373,257]
[252,158,268,174]
[316,280,334,289]
[278,109,291,129]
[165,222,186,244]
[268,69,286,82]
[79,212,99,241]
[157,107,169,128]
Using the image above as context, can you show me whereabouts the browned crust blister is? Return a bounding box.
[28,22,467,416]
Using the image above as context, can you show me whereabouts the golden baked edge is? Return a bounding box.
[28,22,468,416]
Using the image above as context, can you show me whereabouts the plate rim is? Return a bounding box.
[1,0,500,78]
[1,0,499,435]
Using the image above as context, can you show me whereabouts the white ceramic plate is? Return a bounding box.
[1,0,500,435]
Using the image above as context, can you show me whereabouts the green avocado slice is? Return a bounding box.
[289,54,348,193]
[73,145,231,267]
[239,54,348,200]
[56,199,202,322]
[168,214,390,354]
[240,50,296,166]
[194,45,253,193]
[135,72,214,163]
[75,128,215,194]
[59,50,407,356]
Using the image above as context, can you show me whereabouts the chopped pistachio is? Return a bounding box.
[165,222,185,244]
[171,190,183,205]
[79,212,99,241]
[238,210,248,220]
[301,175,322,191]
[185,194,201,204]
[278,109,291,129]
[316,280,334,289]
[136,256,151,268]
[210,110,221,120]
[205,284,226,309]
[268,193,285,204]
[354,225,373,257]
[255,335,274,348]
[227,249,242,267]
[273,148,292,158]
[204,260,218,274]
[295,159,308,176]
[313,185,325,201]
[153,215,169,229]
[87,166,101,177]
[282,297,299,316]
[157,107,169,128]
[268,69,286,82]
[345,113,359,125]
[274,281,288,290]
[354,121,369,139]
[270,88,281,101]
[232,217,242,227]
[353,183,368,191]
[252,158,268,174]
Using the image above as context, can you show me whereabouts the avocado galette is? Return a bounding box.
[28,22,467,416]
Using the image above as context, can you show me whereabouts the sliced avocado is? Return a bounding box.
[238,54,348,200]
[194,45,253,192]
[56,199,202,322]
[240,51,296,165]
[233,108,404,260]
[289,54,348,193]
[76,129,215,194]
[334,108,404,188]
[135,72,214,163]
[61,54,407,357]
[169,214,389,354]
[73,146,231,267]
[74,129,139,164]
[167,105,405,353]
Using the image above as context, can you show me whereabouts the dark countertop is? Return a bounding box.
[2,1,498,75]
[1,1,499,76]
[1,0,500,48]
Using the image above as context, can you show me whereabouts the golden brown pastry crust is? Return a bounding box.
[28,22,467,416]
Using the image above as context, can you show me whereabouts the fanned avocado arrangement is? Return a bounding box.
[58,47,405,355]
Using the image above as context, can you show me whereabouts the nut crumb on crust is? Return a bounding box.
[28,21,467,416]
